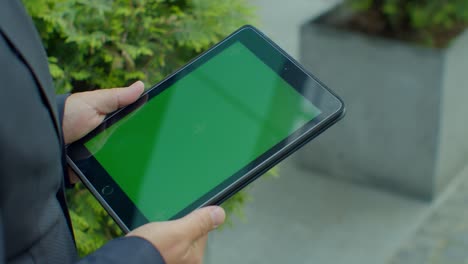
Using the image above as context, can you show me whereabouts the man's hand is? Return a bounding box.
[61,81,225,263]
[62,81,145,145]
[128,206,226,264]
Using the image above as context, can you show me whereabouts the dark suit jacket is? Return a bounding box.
[0,1,164,263]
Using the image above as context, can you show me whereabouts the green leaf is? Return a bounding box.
[347,0,373,12]
[70,70,91,80]
[48,58,64,79]
[383,2,399,16]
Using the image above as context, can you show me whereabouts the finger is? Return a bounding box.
[177,206,225,241]
[67,166,81,184]
[87,81,145,114]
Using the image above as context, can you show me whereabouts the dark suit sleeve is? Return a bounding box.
[55,92,166,263]
[0,212,5,264]
[77,237,165,264]
[55,93,77,188]
[56,93,69,128]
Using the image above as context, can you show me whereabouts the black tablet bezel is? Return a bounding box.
[67,25,345,232]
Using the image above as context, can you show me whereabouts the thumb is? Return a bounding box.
[177,206,225,241]
[89,80,145,114]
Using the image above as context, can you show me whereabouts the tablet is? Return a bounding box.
[67,25,345,232]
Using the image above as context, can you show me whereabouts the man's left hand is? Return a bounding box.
[62,81,144,145]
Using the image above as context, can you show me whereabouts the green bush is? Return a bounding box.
[24,0,256,93]
[24,0,261,256]
[346,0,468,47]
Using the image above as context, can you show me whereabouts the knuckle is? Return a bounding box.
[193,210,212,237]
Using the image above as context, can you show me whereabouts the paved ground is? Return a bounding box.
[389,166,468,264]
[205,154,427,264]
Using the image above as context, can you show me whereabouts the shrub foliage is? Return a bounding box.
[24,0,255,93]
[346,0,468,47]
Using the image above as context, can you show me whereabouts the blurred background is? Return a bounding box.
[25,0,468,263]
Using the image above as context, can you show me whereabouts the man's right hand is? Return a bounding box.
[127,206,226,264]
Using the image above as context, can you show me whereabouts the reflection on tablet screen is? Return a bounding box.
[84,42,321,221]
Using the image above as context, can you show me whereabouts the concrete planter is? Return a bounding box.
[297,6,468,200]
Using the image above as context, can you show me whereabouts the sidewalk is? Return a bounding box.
[206,154,427,264]
[390,166,468,264]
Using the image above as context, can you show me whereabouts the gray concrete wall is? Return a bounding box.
[298,20,447,199]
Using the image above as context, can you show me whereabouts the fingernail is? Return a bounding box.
[210,207,225,228]
[130,80,144,89]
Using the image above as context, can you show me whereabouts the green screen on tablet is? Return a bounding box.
[84,41,321,222]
